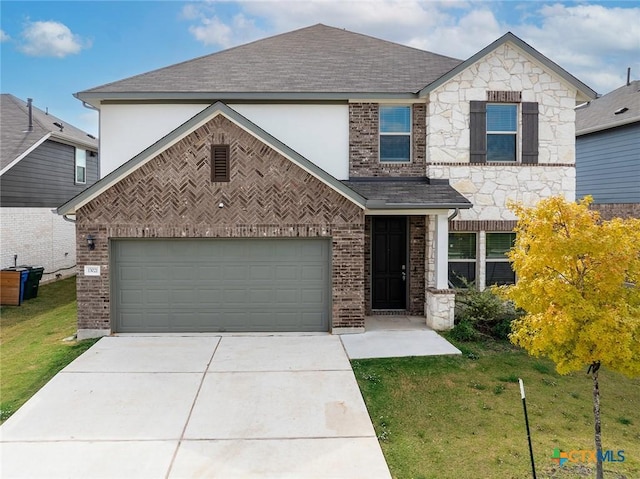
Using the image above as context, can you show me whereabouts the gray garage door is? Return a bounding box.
[112,238,331,333]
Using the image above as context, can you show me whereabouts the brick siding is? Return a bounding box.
[349,103,426,177]
[76,114,365,332]
[591,203,640,220]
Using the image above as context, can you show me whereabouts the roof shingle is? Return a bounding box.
[79,24,463,97]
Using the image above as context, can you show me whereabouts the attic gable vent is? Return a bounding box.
[211,144,230,182]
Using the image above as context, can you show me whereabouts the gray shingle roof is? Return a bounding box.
[342,178,472,209]
[576,80,640,135]
[1,94,98,171]
[78,24,463,98]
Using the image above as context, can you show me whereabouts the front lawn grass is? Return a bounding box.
[0,277,98,422]
[354,338,640,479]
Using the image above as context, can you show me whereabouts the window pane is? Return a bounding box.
[487,134,516,161]
[486,262,515,286]
[380,106,411,133]
[75,149,86,167]
[448,233,476,259]
[448,262,476,288]
[76,166,86,183]
[487,104,517,132]
[380,135,410,162]
[486,233,516,258]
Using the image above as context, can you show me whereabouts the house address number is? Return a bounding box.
[84,265,101,276]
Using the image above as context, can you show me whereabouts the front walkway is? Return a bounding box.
[340,316,461,359]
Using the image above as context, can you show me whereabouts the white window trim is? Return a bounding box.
[486,103,519,162]
[75,148,87,185]
[379,104,412,164]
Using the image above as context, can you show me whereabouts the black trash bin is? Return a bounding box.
[22,266,44,300]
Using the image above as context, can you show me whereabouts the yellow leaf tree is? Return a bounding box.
[497,196,640,479]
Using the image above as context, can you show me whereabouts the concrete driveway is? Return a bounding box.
[0,335,391,479]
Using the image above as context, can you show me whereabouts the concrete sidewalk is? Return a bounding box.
[0,335,391,479]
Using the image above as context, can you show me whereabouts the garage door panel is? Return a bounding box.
[113,238,330,333]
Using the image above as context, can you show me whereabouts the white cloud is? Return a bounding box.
[513,4,640,93]
[183,2,265,48]
[183,1,639,94]
[18,20,90,58]
[0,29,10,42]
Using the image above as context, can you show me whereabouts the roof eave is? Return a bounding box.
[576,117,640,136]
[75,91,419,108]
[365,201,472,210]
[418,32,597,101]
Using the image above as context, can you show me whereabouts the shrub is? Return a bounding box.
[454,286,523,340]
[449,319,478,342]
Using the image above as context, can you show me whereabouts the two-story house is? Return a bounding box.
[576,79,639,219]
[1,94,99,283]
[57,24,595,339]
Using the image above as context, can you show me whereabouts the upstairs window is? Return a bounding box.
[379,105,411,162]
[487,104,517,162]
[75,148,86,184]
[470,99,538,164]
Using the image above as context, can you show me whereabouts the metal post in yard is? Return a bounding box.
[519,378,537,479]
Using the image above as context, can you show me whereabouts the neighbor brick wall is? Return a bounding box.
[76,114,365,333]
[591,203,640,220]
[349,103,426,177]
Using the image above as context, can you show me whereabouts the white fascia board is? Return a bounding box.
[365,208,452,216]
[0,133,51,177]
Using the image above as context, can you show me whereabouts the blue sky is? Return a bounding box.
[2,1,639,136]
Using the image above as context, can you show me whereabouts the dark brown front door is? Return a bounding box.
[372,217,407,309]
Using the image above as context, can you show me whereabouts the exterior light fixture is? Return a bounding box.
[86,234,96,250]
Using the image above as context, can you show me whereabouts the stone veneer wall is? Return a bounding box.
[426,42,579,222]
[75,114,365,335]
[428,164,575,220]
[349,103,426,177]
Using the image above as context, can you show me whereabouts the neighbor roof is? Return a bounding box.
[1,94,98,173]
[576,80,640,136]
[76,24,463,104]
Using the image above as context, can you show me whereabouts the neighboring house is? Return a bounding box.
[1,94,99,282]
[57,24,595,339]
[576,80,640,219]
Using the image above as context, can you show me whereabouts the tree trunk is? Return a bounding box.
[592,362,604,479]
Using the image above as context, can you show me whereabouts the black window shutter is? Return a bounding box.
[211,144,230,182]
[470,101,487,163]
[521,102,539,164]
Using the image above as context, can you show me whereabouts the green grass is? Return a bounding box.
[353,337,640,479]
[0,277,98,422]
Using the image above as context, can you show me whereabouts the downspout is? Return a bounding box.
[448,208,459,221]
[62,214,76,223]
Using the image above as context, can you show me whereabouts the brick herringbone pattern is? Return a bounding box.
[77,114,365,331]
